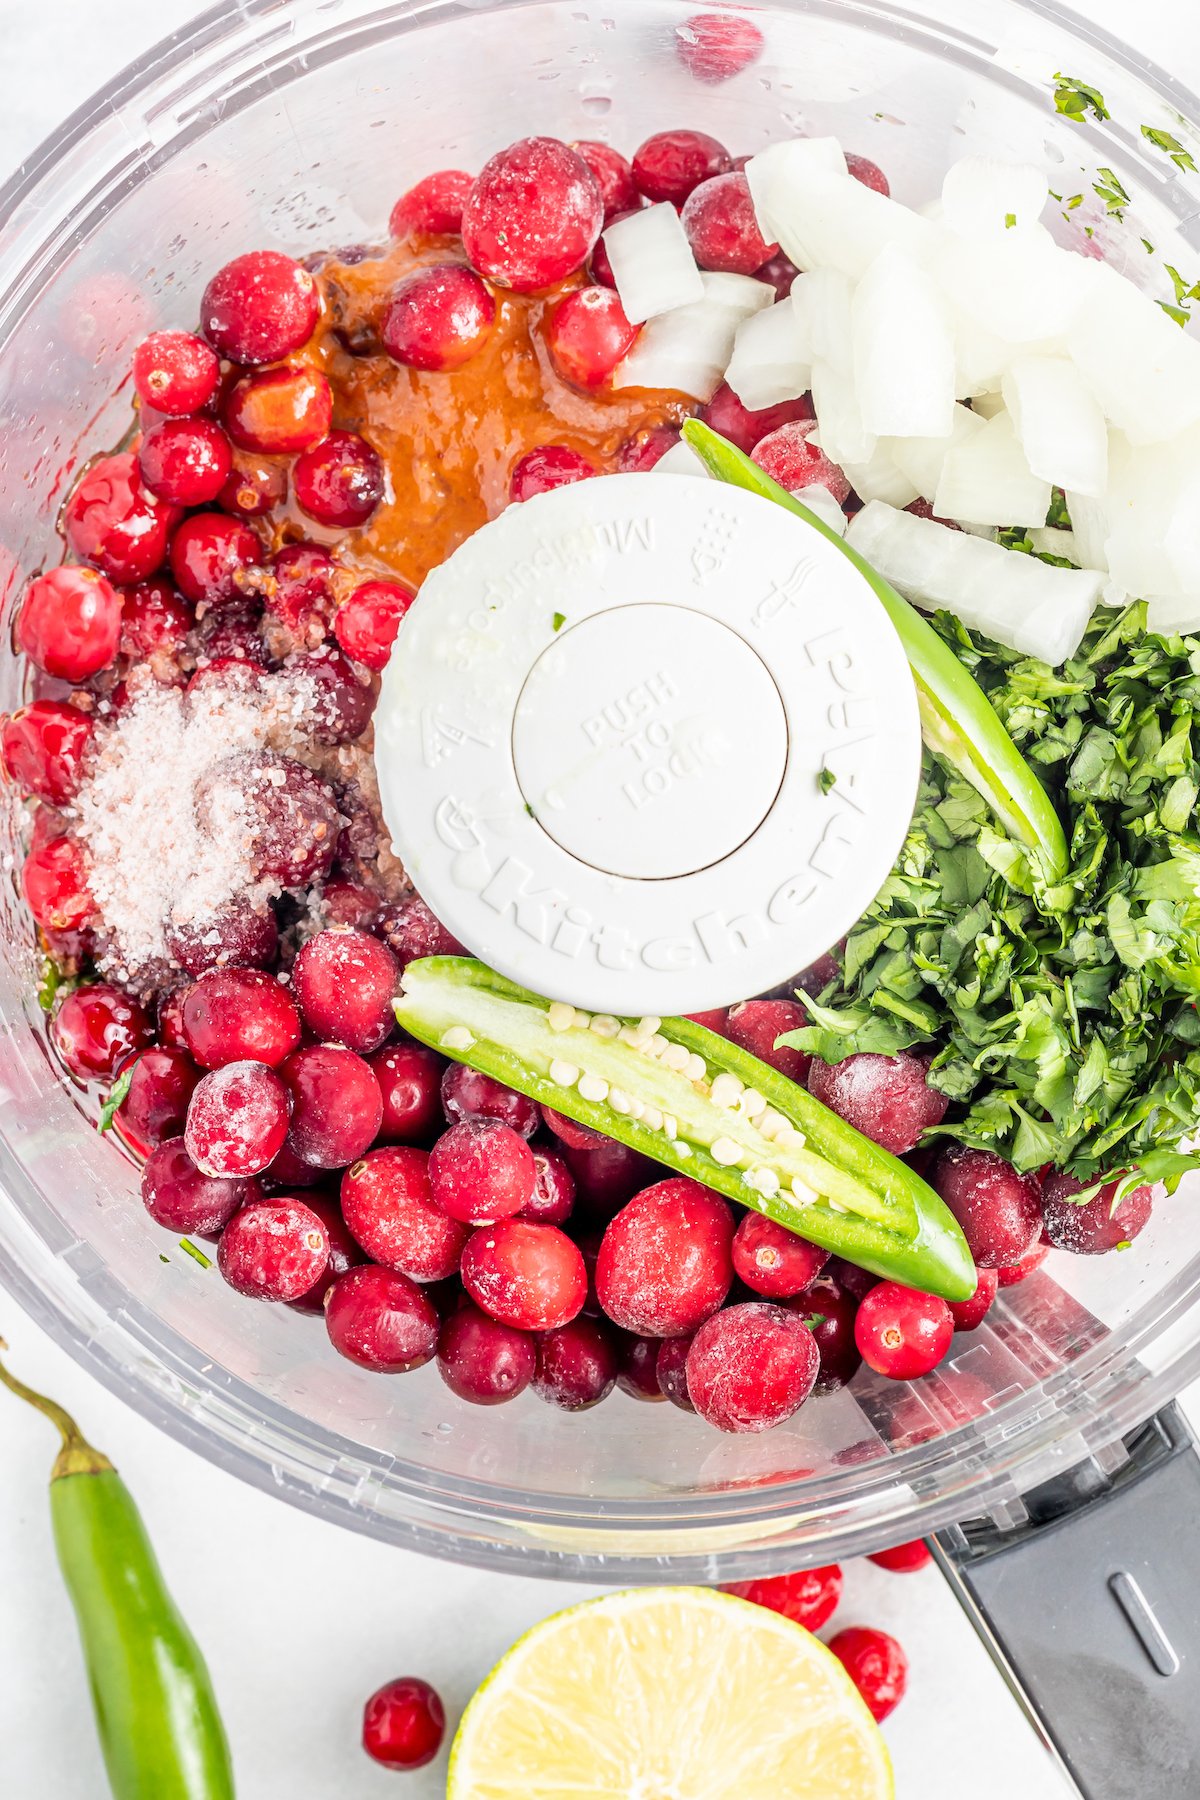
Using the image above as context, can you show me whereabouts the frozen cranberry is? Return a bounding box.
[381,265,495,373]
[375,893,465,968]
[571,140,640,222]
[290,646,375,744]
[793,1274,862,1393]
[732,1213,828,1299]
[686,1301,819,1432]
[334,578,413,670]
[287,1188,366,1313]
[828,1256,878,1301]
[138,418,232,508]
[521,1147,576,1226]
[461,1220,586,1331]
[201,251,320,365]
[855,1281,954,1379]
[23,836,92,932]
[192,591,267,666]
[722,1566,843,1632]
[362,1676,445,1771]
[540,1105,608,1152]
[596,1179,733,1336]
[437,1302,535,1405]
[632,130,731,206]
[615,1332,666,1401]
[509,444,597,502]
[281,1044,382,1169]
[463,137,602,292]
[429,1118,535,1225]
[113,1046,200,1153]
[132,330,220,416]
[846,153,890,196]
[808,1051,948,1155]
[53,983,152,1080]
[724,998,811,1084]
[17,566,122,681]
[681,172,778,274]
[326,1264,439,1372]
[568,1139,661,1218]
[535,1316,618,1410]
[223,364,333,456]
[371,1043,444,1144]
[828,1627,907,1722]
[934,1146,1042,1269]
[64,454,175,584]
[141,1138,257,1234]
[198,751,340,886]
[293,430,384,529]
[755,251,802,301]
[181,967,301,1070]
[441,1063,539,1138]
[217,1196,328,1302]
[948,1264,998,1332]
[257,542,333,642]
[1,701,93,804]
[389,169,473,239]
[157,988,189,1050]
[341,1146,467,1280]
[261,1139,324,1190]
[219,452,288,519]
[292,927,399,1054]
[1041,1171,1154,1255]
[319,879,380,932]
[675,11,765,81]
[700,383,814,456]
[997,1240,1050,1286]
[165,899,278,977]
[120,578,193,660]
[655,1333,695,1409]
[751,419,851,504]
[616,425,681,471]
[869,1539,932,1574]
[545,287,638,390]
[185,1060,290,1177]
[169,513,262,606]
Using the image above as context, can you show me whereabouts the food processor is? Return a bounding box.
[2,2,1200,1794]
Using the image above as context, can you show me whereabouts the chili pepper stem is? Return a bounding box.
[0,1337,113,1480]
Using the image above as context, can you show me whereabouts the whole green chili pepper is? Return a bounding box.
[0,1340,235,1800]
[681,419,1069,884]
[395,957,976,1302]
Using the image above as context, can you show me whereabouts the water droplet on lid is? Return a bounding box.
[581,85,613,116]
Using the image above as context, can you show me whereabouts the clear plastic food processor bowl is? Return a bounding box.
[2,0,1200,1581]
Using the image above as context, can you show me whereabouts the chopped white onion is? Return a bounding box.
[837,441,919,507]
[1104,429,1200,601]
[767,165,935,282]
[852,246,956,439]
[795,483,848,535]
[934,223,1096,349]
[613,273,773,401]
[888,404,985,501]
[1064,490,1109,573]
[601,204,704,324]
[940,158,1049,237]
[1001,355,1108,498]
[725,302,812,410]
[745,137,848,244]
[792,267,854,374]
[1069,261,1200,446]
[847,500,1104,662]
[1146,593,1200,634]
[810,360,876,467]
[649,438,711,478]
[934,409,1051,528]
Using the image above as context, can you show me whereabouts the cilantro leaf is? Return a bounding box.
[97,1067,133,1134]
[1053,75,1110,123]
[1140,126,1198,173]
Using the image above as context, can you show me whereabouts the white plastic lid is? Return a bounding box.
[374,473,921,1014]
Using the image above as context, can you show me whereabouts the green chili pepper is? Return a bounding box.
[395,957,977,1302]
[0,1340,235,1800]
[681,419,1069,883]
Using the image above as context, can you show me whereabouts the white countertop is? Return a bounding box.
[0,4,1197,1796]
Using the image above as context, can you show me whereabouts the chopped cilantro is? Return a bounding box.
[37,956,61,1014]
[818,768,837,795]
[1141,237,1156,254]
[1159,300,1190,327]
[1064,193,1084,210]
[159,1253,170,1264]
[1047,489,1071,530]
[1165,264,1200,307]
[1004,212,1017,229]
[179,1238,212,1269]
[1053,74,1110,123]
[97,1067,133,1134]
[1093,167,1130,216]
[1140,126,1198,173]
[552,611,566,632]
[798,1312,827,1331]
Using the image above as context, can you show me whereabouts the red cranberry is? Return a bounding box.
[113,1046,200,1152]
[375,893,465,968]
[334,579,413,670]
[198,751,340,886]
[509,444,597,502]
[722,1566,843,1632]
[64,454,176,584]
[157,989,189,1050]
[261,1140,325,1190]
[681,172,778,274]
[540,1105,608,1152]
[846,153,890,196]
[381,265,495,372]
[437,1301,535,1405]
[869,1539,932,1574]
[320,878,380,932]
[566,1139,660,1218]
[293,430,384,529]
[17,566,122,681]
[292,927,399,1053]
[724,997,811,1084]
[793,1274,862,1393]
[1,701,93,804]
[362,1676,445,1771]
[616,425,681,471]
[341,1145,467,1280]
[441,1063,539,1138]
[462,137,602,292]
[997,1240,1050,1286]
[934,1146,1043,1269]
[325,1264,439,1372]
[53,983,152,1080]
[589,210,633,288]
[181,967,301,1069]
[169,512,261,606]
[752,420,851,504]
[389,170,473,239]
[755,251,802,301]
[534,1316,618,1410]
[828,1256,878,1301]
[259,542,335,641]
[281,1044,382,1169]
[521,1147,576,1226]
[429,1118,535,1224]
[23,836,92,932]
[138,418,232,507]
[217,1196,329,1302]
[808,1051,948,1155]
[165,898,278,977]
[596,1179,733,1335]
[191,595,267,667]
[140,1138,257,1234]
[545,287,638,390]
[700,384,811,457]
[828,1627,907,1722]
[948,1264,998,1333]
[732,1213,828,1299]
[223,364,333,455]
[287,1188,366,1313]
[1041,1171,1154,1254]
[655,1333,695,1409]
[132,330,220,416]
[290,646,375,744]
[201,251,320,365]
[185,1060,291,1178]
[615,1331,666,1401]
[855,1281,954,1379]
[120,578,193,660]
[219,453,288,519]
[632,130,731,206]
[571,141,640,220]
[688,1301,819,1432]
[461,1220,586,1331]
[675,11,764,81]
[371,1043,444,1144]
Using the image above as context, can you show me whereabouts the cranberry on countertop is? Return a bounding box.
[722,1565,843,1632]
[868,1539,933,1574]
[828,1626,908,1722]
[362,1676,446,1771]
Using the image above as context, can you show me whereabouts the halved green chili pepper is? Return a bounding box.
[681,419,1069,883]
[0,1341,235,1800]
[395,957,976,1302]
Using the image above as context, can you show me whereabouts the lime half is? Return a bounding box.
[448,1585,893,1800]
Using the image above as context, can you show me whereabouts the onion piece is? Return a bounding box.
[613,273,773,401]
[852,246,956,439]
[793,267,854,373]
[601,204,704,324]
[1064,490,1109,573]
[1147,593,1200,635]
[934,409,1051,528]
[888,404,985,501]
[941,158,1049,237]
[791,482,848,535]
[766,164,935,281]
[810,360,876,467]
[836,441,919,507]
[1070,261,1200,446]
[1104,430,1200,601]
[934,223,1095,349]
[846,499,1104,662]
[725,302,812,410]
[1002,355,1108,498]
[745,137,848,244]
